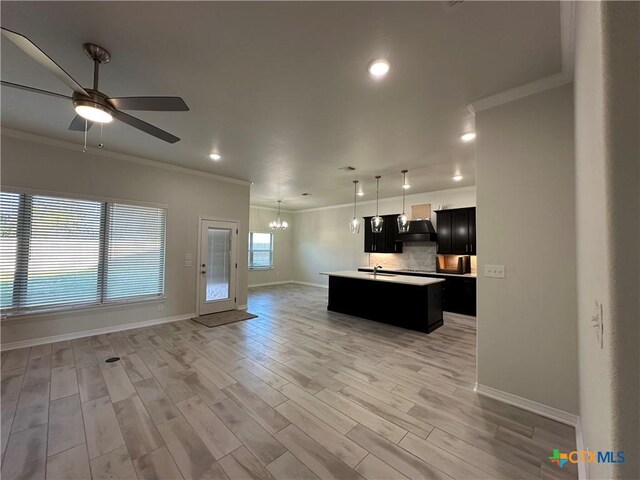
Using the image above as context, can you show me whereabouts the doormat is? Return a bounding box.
[192,310,258,328]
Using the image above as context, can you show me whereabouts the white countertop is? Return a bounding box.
[320,270,445,286]
[358,267,476,278]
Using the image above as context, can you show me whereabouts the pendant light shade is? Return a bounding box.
[349,180,361,234]
[397,170,410,233]
[269,200,288,230]
[371,176,384,233]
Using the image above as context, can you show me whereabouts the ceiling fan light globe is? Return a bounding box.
[75,104,113,123]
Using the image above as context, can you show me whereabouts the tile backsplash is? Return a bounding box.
[369,242,437,271]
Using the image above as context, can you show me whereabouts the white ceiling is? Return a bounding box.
[1,1,561,210]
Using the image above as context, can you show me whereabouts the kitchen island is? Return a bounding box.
[320,270,444,333]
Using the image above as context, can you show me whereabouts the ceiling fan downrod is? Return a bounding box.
[83,43,110,91]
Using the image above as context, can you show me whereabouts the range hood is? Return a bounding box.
[396,220,437,242]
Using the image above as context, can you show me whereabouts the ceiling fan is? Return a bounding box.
[0,27,188,143]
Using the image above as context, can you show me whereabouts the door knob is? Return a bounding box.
[201,270,206,274]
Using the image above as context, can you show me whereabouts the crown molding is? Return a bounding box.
[285,185,476,214]
[249,204,295,214]
[468,72,572,114]
[468,1,575,114]
[1,127,251,187]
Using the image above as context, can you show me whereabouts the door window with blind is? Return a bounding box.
[0,191,166,315]
[248,232,273,269]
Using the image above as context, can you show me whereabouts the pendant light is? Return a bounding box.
[269,200,288,230]
[371,176,384,233]
[349,180,361,233]
[397,170,410,233]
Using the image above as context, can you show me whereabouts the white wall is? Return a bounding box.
[1,132,250,347]
[475,84,578,415]
[291,187,476,286]
[574,2,639,478]
[248,206,293,286]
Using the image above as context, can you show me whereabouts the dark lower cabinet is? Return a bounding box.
[441,276,476,316]
[358,268,477,316]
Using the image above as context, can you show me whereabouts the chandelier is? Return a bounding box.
[269,200,288,230]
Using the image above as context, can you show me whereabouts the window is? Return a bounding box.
[248,232,273,269]
[0,191,166,315]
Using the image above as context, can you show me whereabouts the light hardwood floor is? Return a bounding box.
[1,284,577,480]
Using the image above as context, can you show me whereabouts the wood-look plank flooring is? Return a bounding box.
[1,284,577,479]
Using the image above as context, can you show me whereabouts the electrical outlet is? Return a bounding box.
[158,302,165,312]
[484,264,505,278]
[184,253,192,268]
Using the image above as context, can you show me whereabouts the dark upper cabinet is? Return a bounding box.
[435,210,452,253]
[468,208,476,255]
[435,207,476,255]
[363,214,403,253]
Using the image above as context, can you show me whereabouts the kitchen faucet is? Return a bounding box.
[373,265,383,276]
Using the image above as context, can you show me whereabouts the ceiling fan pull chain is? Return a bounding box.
[98,123,104,148]
[83,118,88,152]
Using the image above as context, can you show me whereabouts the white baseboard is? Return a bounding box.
[0,312,196,352]
[474,383,579,427]
[247,280,328,289]
[290,281,328,289]
[574,418,587,480]
[248,281,293,288]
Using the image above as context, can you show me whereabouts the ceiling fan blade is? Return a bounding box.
[69,115,93,132]
[114,110,180,144]
[1,80,72,100]
[109,96,189,112]
[1,27,89,97]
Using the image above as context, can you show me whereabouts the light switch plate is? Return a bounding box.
[484,264,505,278]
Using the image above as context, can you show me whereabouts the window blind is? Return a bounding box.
[0,191,166,315]
[105,203,166,301]
[249,232,273,269]
[0,193,20,308]
[25,195,103,309]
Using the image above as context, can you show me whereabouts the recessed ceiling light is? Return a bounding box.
[460,132,476,142]
[368,59,390,78]
[453,175,463,182]
[209,153,221,161]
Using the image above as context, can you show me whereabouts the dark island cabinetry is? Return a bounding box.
[358,268,476,316]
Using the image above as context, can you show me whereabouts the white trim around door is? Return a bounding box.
[197,218,239,316]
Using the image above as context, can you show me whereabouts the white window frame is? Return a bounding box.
[248,232,274,270]
[0,187,167,318]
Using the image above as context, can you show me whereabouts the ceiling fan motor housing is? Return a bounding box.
[72,89,115,117]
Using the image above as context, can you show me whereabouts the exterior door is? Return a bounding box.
[199,220,237,315]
